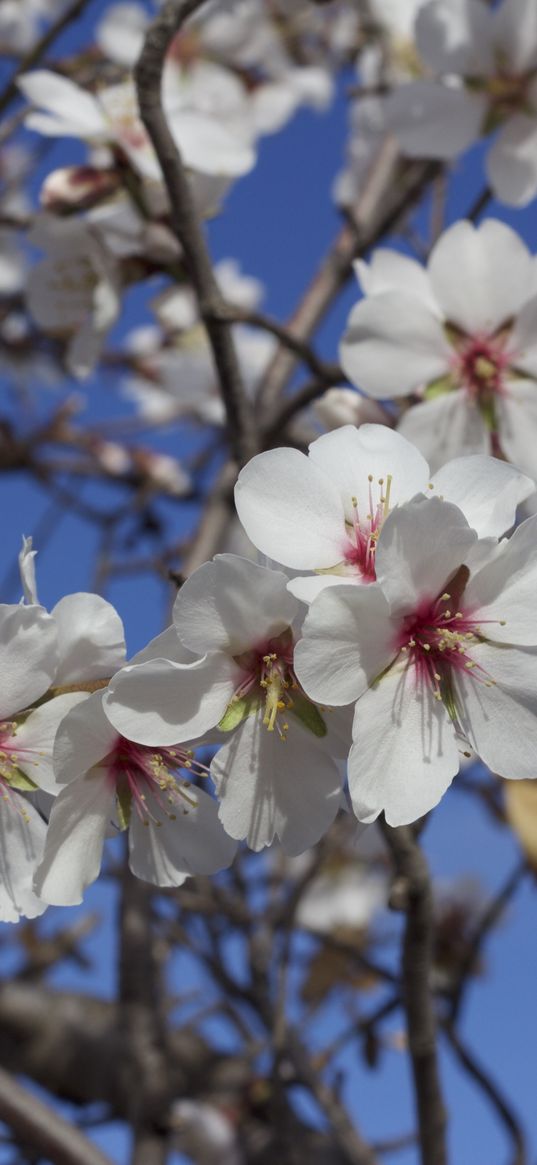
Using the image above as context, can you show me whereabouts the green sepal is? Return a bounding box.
[289,694,327,738]
[115,780,132,831]
[219,692,261,732]
[5,767,39,792]
[478,395,497,433]
[441,674,459,725]
[424,375,455,401]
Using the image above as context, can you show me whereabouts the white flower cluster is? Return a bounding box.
[7,423,537,922]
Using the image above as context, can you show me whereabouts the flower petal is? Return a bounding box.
[0,796,47,922]
[398,391,489,472]
[428,219,533,335]
[0,603,58,719]
[308,424,430,521]
[35,767,116,906]
[234,449,346,569]
[18,71,106,137]
[453,641,537,777]
[464,514,537,644]
[52,593,126,685]
[385,81,486,160]
[348,663,459,826]
[14,691,90,793]
[375,496,477,615]
[173,555,298,655]
[496,381,537,479]
[128,785,236,885]
[104,653,239,746]
[486,115,537,208]
[340,290,452,398]
[53,690,116,784]
[211,713,342,855]
[294,584,397,705]
[416,0,494,75]
[430,454,534,538]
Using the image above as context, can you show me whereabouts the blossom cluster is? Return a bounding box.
[6,421,537,923]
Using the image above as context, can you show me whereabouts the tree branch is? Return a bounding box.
[134,0,259,467]
[380,823,447,1165]
[0,1067,113,1165]
[443,1023,526,1165]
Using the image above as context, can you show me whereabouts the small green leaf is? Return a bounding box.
[289,694,327,738]
[5,767,38,792]
[219,693,261,732]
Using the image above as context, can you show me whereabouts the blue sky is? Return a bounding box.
[1,2,537,1162]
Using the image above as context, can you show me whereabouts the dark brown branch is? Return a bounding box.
[0,1066,113,1165]
[134,0,258,467]
[380,823,447,1165]
[443,1023,527,1165]
[0,0,92,118]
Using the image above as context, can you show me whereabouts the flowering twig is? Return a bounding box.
[135,0,259,467]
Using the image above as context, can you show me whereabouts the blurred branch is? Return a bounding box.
[380,823,447,1165]
[442,1023,527,1165]
[135,0,259,467]
[0,1067,113,1165]
[0,0,92,118]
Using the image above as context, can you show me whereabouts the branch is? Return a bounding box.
[442,1023,527,1165]
[380,823,447,1165]
[0,1067,113,1165]
[0,0,92,118]
[134,0,259,467]
[257,142,440,421]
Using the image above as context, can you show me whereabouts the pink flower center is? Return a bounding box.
[106,736,208,825]
[394,582,505,708]
[233,629,299,737]
[453,335,509,400]
[342,475,392,581]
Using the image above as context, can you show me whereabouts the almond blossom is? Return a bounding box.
[17,68,255,182]
[0,601,89,921]
[104,556,346,855]
[35,682,236,906]
[295,495,537,827]
[234,423,533,602]
[340,220,537,474]
[385,0,537,206]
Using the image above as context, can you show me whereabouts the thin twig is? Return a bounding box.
[380,823,447,1165]
[0,0,92,118]
[443,1023,527,1165]
[134,0,258,467]
[0,1067,113,1165]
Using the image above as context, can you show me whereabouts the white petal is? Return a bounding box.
[128,624,196,667]
[354,250,439,312]
[506,296,537,378]
[294,584,397,705]
[18,71,106,137]
[385,82,486,159]
[486,116,537,207]
[416,0,494,75]
[428,219,533,334]
[0,796,47,923]
[14,692,90,794]
[173,555,298,655]
[51,593,126,685]
[287,574,357,603]
[398,391,490,471]
[453,642,537,777]
[0,603,58,719]
[212,713,342,855]
[19,536,38,604]
[464,515,537,644]
[234,449,346,570]
[340,290,451,397]
[496,381,537,479]
[430,454,535,537]
[170,110,255,178]
[35,768,115,905]
[348,663,459,826]
[53,690,116,784]
[492,0,537,73]
[95,2,148,66]
[103,653,239,746]
[375,496,477,615]
[308,424,430,521]
[128,786,236,885]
